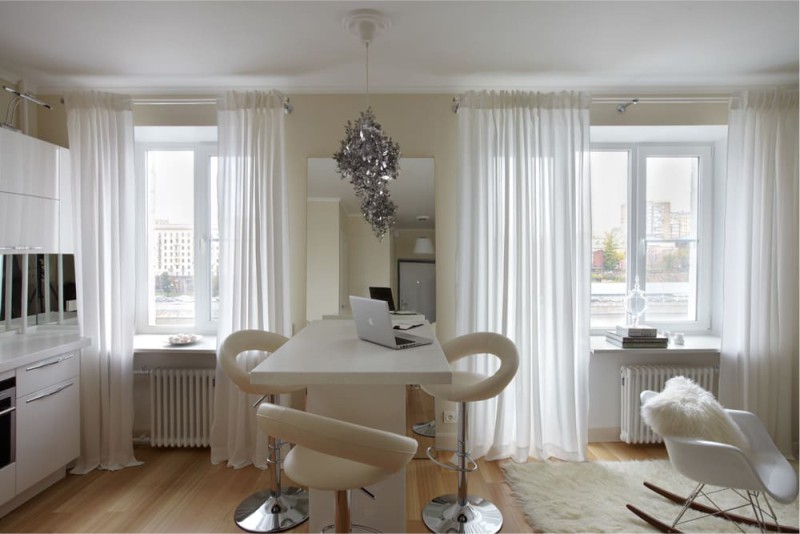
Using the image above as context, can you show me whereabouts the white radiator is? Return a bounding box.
[620,365,719,444]
[149,368,215,447]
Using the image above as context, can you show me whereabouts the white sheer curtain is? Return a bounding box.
[455,91,592,462]
[211,91,291,468]
[64,91,140,472]
[720,88,798,456]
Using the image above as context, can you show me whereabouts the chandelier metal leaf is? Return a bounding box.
[333,9,401,240]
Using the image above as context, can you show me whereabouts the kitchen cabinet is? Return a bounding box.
[0,128,65,253]
[0,128,59,200]
[0,344,82,511]
[14,351,80,493]
[58,148,73,254]
[0,193,59,252]
[0,464,13,506]
[0,369,13,505]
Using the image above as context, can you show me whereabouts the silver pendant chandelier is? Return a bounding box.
[333,9,401,240]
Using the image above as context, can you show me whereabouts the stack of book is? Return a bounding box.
[605,325,668,348]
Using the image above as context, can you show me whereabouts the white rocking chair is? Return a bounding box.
[628,389,798,533]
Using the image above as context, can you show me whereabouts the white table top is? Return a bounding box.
[250,319,452,387]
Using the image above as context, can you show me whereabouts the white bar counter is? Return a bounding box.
[251,319,450,387]
[251,319,450,533]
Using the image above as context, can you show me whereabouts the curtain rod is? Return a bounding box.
[451,95,730,113]
[132,96,294,114]
[133,97,217,105]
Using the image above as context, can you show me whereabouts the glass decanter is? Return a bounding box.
[624,275,647,326]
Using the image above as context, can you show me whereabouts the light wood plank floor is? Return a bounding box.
[0,389,667,533]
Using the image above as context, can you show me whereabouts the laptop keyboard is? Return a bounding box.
[395,337,415,346]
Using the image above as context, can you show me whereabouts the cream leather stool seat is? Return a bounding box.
[258,403,418,533]
[421,332,518,534]
[220,330,309,533]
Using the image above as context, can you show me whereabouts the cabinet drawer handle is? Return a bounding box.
[25,354,74,371]
[25,382,74,403]
[0,406,15,416]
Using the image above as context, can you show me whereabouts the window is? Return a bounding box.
[135,129,218,333]
[590,143,712,332]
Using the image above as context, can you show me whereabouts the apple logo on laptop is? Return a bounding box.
[368,317,375,326]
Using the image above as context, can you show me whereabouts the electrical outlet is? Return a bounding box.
[442,410,457,424]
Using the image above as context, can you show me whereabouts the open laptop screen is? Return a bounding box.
[368,286,395,311]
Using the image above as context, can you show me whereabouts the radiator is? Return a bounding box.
[620,365,719,444]
[149,368,215,447]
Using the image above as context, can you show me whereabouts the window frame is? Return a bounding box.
[590,142,713,334]
[135,141,218,334]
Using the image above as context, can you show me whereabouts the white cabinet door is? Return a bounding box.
[0,128,59,200]
[15,376,80,493]
[0,463,14,505]
[0,192,59,252]
[58,148,73,254]
[16,352,79,398]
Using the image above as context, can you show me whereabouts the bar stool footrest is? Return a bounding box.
[425,445,478,473]
[322,524,381,533]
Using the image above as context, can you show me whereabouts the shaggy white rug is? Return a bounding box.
[502,459,798,533]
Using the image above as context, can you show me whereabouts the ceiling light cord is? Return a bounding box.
[365,41,370,109]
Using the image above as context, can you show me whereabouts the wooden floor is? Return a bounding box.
[0,389,667,533]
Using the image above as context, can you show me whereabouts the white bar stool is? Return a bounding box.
[420,332,519,534]
[220,330,309,532]
[257,403,418,533]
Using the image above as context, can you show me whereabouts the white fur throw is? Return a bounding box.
[641,376,750,451]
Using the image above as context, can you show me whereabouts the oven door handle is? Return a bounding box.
[0,406,15,417]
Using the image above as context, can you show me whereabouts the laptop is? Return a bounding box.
[350,296,433,350]
[368,286,396,311]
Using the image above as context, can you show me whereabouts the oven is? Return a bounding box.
[0,376,15,469]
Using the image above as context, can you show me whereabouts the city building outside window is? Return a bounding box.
[135,135,219,333]
[590,143,712,333]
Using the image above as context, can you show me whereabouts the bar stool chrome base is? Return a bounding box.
[321,524,381,533]
[412,420,436,437]
[234,487,309,533]
[422,494,503,534]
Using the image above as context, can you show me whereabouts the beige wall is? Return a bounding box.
[306,199,342,321]
[31,93,730,343]
[346,214,392,306]
[591,100,728,126]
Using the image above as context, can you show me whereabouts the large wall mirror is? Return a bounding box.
[0,253,78,333]
[306,157,435,322]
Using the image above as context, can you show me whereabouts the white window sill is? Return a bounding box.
[590,334,720,355]
[134,334,217,354]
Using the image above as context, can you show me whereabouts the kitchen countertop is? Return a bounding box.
[0,329,90,373]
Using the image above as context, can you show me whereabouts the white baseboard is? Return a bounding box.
[0,467,65,519]
[589,426,621,443]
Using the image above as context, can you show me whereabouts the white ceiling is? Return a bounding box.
[0,1,796,94]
